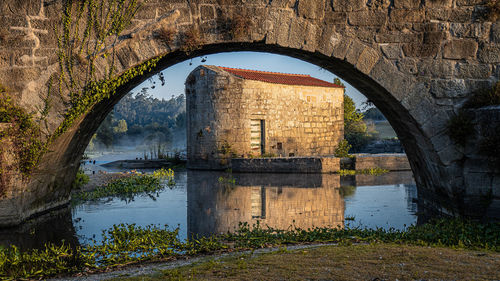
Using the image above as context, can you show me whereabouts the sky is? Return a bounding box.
[134,51,368,107]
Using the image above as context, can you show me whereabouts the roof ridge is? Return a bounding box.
[218,66,311,77]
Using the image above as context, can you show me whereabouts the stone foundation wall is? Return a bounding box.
[231,157,340,173]
[354,153,412,171]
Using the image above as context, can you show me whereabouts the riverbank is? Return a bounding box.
[2,219,499,280]
[102,243,500,281]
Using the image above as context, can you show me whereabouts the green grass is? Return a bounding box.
[1,219,498,280]
[109,244,500,281]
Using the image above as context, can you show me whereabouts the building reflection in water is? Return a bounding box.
[187,171,345,237]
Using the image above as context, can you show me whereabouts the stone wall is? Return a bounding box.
[0,0,499,225]
[354,153,412,171]
[186,65,344,169]
[231,157,340,173]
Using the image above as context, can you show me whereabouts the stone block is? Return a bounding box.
[332,0,366,12]
[356,47,380,74]
[402,43,440,58]
[423,31,445,44]
[491,23,500,43]
[442,39,478,59]
[348,11,387,26]
[425,9,450,21]
[375,32,421,43]
[450,23,491,38]
[455,63,492,79]
[449,7,474,22]
[298,0,325,19]
[396,57,418,74]
[456,0,486,6]
[390,9,425,22]
[380,44,403,59]
[478,44,500,63]
[425,0,452,7]
[394,0,421,9]
[370,58,414,101]
[430,78,468,98]
[417,59,455,77]
[332,38,352,59]
[345,40,365,65]
[200,5,215,22]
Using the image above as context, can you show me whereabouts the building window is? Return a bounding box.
[277,142,283,150]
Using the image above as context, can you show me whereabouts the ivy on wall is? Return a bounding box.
[0,0,165,180]
[0,85,45,181]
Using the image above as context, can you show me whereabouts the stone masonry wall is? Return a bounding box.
[0,0,499,225]
[186,65,343,169]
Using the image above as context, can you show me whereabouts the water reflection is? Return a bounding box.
[187,171,345,237]
[0,208,77,251]
[0,170,419,250]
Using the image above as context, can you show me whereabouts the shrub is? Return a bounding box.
[334,139,352,158]
[447,111,474,147]
[71,169,89,189]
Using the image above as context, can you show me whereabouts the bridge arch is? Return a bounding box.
[0,0,498,225]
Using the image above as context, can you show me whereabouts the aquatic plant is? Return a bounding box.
[73,168,175,202]
[337,168,389,176]
[0,219,498,280]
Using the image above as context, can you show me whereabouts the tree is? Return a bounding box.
[96,114,114,148]
[113,119,128,134]
[344,95,374,152]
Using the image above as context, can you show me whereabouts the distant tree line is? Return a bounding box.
[88,89,186,150]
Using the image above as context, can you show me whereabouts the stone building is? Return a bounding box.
[186,65,344,170]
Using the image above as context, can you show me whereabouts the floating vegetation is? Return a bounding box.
[337,168,389,176]
[0,219,498,280]
[73,168,175,202]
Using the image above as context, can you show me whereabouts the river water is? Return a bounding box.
[0,170,418,250]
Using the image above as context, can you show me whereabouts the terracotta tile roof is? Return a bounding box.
[216,66,344,88]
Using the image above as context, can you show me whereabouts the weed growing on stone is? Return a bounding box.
[180,27,203,54]
[334,139,352,158]
[337,168,389,176]
[155,26,176,45]
[0,219,498,280]
[231,12,252,39]
[0,85,46,178]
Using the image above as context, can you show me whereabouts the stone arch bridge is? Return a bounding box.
[0,0,499,226]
